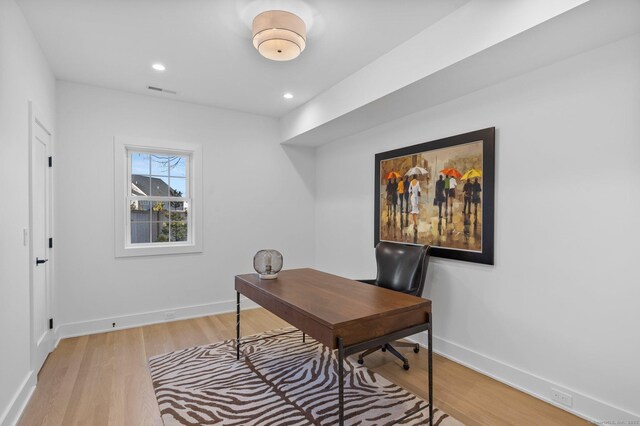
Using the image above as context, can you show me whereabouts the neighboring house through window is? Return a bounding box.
[114,137,203,257]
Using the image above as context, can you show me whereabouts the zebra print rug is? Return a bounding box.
[149,328,461,426]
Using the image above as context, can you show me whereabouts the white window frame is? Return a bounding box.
[114,136,203,257]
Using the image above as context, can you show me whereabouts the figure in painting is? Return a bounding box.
[472,178,482,216]
[403,175,410,228]
[444,175,450,209]
[408,175,421,229]
[390,178,398,217]
[397,176,405,217]
[434,175,446,218]
[463,179,472,214]
[385,178,397,219]
[448,176,457,208]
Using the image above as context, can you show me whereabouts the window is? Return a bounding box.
[129,152,189,244]
[115,137,202,257]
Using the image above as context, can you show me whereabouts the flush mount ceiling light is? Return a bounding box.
[252,10,306,61]
[152,63,166,71]
[283,92,293,99]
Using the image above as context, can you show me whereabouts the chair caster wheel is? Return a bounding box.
[357,358,364,365]
[403,363,410,371]
[381,347,387,352]
[414,346,420,354]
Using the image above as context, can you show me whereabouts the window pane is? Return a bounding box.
[131,222,150,244]
[170,201,185,211]
[150,177,169,196]
[151,221,170,243]
[169,204,188,222]
[130,201,151,222]
[151,155,170,176]
[170,156,187,177]
[170,222,188,242]
[131,152,150,175]
[169,177,186,197]
[151,201,169,221]
[131,175,150,196]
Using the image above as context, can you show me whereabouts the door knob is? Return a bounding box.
[35,257,48,265]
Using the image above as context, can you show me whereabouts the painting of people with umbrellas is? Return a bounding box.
[374,128,495,265]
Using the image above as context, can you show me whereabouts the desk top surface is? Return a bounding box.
[235,268,431,329]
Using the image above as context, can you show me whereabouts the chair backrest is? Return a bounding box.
[374,242,431,296]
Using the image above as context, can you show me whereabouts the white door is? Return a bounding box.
[30,103,53,373]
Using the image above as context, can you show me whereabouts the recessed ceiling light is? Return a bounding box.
[152,63,166,71]
[283,93,294,99]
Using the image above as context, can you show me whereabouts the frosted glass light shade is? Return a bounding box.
[253,249,283,279]
[252,10,306,61]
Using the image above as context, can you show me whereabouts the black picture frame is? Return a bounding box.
[374,127,495,265]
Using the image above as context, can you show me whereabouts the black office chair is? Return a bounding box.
[358,242,431,370]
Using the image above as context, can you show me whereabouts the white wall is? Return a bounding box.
[0,0,56,424]
[315,34,640,421]
[54,82,315,334]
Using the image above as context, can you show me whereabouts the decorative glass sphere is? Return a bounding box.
[253,249,283,279]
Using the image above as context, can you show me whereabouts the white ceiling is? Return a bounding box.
[17,0,469,117]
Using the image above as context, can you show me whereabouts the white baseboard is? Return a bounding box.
[0,370,36,426]
[54,297,259,345]
[407,331,639,424]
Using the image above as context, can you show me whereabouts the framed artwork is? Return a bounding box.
[374,127,495,265]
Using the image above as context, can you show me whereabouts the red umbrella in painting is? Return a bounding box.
[385,171,402,179]
[439,168,462,179]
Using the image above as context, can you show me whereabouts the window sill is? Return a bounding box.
[116,242,202,258]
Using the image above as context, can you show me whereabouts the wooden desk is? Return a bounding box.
[235,268,433,426]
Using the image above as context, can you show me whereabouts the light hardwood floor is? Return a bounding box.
[19,308,589,425]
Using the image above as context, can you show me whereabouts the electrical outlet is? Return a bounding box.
[164,311,176,320]
[551,388,573,407]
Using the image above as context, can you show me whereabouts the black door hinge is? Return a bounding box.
[48,156,52,167]
[49,318,53,330]
[49,238,53,248]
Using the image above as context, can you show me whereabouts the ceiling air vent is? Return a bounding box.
[147,86,177,95]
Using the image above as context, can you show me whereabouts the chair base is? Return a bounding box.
[357,341,420,370]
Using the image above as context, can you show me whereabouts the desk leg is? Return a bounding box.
[337,337,344,426]
[236,292,240,361]
[428,313,433,426]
